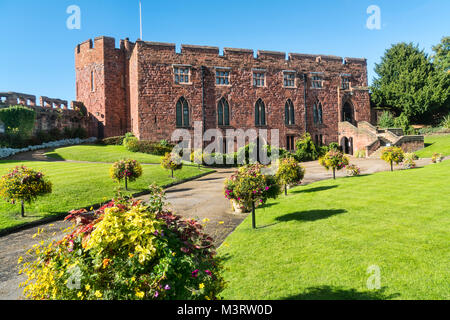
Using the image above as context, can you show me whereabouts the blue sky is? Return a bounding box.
[0,0,448,102]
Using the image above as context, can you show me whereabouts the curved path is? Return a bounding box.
[0,149,441,300]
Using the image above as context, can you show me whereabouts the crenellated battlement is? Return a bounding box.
[0,91,85,115]
[76,36,366,66]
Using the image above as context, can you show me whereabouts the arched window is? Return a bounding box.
[318,103,323,124]
[176,97,189,127]
[285,99,295,125]
[255,99,266,126]
[313,103,318,124]
[218,98,230,126]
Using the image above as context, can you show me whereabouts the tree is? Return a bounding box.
[0,166,52,217]
[381,146,404,172]
[371,42,449,123]
[276,157,305,196]
[110,159,143,190]
[319,150,349,179]
[161,153,183,178]
[432,36,450,73]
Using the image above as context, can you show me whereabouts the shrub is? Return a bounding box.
[0,166,52,217]
[346,164,361,177]
[431,152,444,163]
[19,185,226,300]
[224,164,281,228]
[0,105,36,138]
[295,133,321,162]
[161,153,183,178]
[355,149,366,158]
[328,142,340,151]
[276,157,305,195]
[123,136,140,152]
[377,111,396,128]
[101,136,125,145]
[441,115,450,129]
[381,146,405,171]
[110,159,143,190]
[394,114,415,135]
[319,150,349,179]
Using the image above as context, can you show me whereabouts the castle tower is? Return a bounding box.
[75,36,131,138]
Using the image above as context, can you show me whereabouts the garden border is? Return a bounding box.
[0,168,215,237]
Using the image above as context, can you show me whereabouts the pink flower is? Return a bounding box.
[192,269,199,278]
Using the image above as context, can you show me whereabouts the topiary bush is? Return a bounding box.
[110,159,143,190]
[276,157,305,196]
[19,185,226,300]
[161,153,183,178]
[319,150,349,179]
[381,146,405,171]
[0,166,52,217]
[224,163,281,228]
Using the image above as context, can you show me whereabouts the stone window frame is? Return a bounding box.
[173,64,192,85]
[255,98,267,126]
[175,96,190,128]
[90,71,95,92]
[252,69,266,87]
[285,99,295,125]
[215,67,231,86]
[217,97,231,126]
[283,70,297,88]
[310,72,324,89]
[286,135,296,151]
[313,101,323,125]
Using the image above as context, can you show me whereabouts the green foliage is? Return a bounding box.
[432,36,450,72]
[393,114,415,135]
[355,149,366,158]
[100,136,126,145]
[19,187,225,300]
[276,157,305,193]
[441,115,450,129]
[328,142,340,151]
[295,133,321,162]
[123,136,140,152]
[136,140,173,156]
[370,42,450,123]
[378,111,396,128]
[0,105,36,138]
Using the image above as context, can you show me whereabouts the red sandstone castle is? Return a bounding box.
[75,36,374,153]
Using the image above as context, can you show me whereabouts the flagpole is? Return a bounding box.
[139,1,143,40]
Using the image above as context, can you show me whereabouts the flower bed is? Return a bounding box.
[0,137,97,159]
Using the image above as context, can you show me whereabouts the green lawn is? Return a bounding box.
[45,145,162,163]
[0,160,212,232]
[416,134,450,158]
[219,161,450,300]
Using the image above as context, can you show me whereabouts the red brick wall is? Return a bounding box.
[76,37,372,148]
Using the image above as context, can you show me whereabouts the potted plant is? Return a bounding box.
[346,164,361,176]
[431,153,444,163]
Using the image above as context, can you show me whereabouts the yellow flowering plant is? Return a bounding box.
[161,152,183,178]
[110,159,143,190]
[0,166,52,217]
[381,146,404,171]
[276,157,305,196]
[19,185,225,300]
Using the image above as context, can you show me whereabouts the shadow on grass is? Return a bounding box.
[290,185,338,194]
[281,286,400,300]
[276,209,347,222]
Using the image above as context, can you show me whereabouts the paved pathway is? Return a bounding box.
[0,149,441,300]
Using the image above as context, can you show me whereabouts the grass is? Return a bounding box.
[415,134,450,158]
[0,160,212,232]
[45,144,162,164]
[218,161,450,300]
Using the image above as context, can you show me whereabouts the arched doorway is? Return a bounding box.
[342,102,354,124]
[340,136,353,155]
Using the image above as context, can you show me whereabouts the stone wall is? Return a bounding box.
[0,92,89,135]
[75,36,372,149]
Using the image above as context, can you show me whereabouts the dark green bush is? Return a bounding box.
[378,111,396,128]
[294,133,321,162]
[0,105,36,138]
[100,136,125,145]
